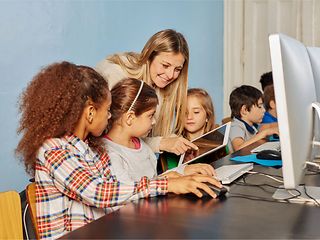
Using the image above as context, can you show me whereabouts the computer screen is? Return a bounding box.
[269,33,317,190]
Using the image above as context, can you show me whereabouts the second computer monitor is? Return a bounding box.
[269,33,317,189]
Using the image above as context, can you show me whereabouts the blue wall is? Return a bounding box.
[0,0,224,192]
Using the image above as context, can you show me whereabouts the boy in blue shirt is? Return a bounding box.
[262,85,277,124]
[228,85,279,152]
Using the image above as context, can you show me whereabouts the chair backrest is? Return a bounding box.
[26,182,39,239]
[0,191,23,239]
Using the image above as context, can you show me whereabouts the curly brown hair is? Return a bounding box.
[16,61,110,175]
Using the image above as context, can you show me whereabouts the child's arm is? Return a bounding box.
[231,127,279,151]
[42,149,168,208]
[259,122,278,131]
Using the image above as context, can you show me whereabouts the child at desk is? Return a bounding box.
[228,85,279,152]
[182,88,216,141]
[261,85,278,124]
[259,85,279,136]
[15,62,221,239]
[105,78,215,183]
[166,88,219,169]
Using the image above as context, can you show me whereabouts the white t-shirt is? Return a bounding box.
[104,137,185,183]
[105,137,157,183]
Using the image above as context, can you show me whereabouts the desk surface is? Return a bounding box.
[62,141,320,239]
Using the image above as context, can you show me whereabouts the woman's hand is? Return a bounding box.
[159,136,198,155]
[167,174,222,198]
[184,163,216,177]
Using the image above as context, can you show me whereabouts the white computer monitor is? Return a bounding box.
[307,47,320,101]
[307,47,320,161]
[269,33,318,194]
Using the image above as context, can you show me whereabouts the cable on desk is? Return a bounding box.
[232,174,303,202]
[228,192,301,204]
[247,171,283,179]
[299,184,320,207]
[228,193,281,203]
[238,173,283,190]
[246,171,283,183]
[303,185,320,206]
[234,181,281,190]
[228,168,320,205]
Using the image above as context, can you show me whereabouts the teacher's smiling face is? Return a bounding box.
[149,52,185,89]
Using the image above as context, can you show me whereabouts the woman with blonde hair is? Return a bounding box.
[96,29,197,155]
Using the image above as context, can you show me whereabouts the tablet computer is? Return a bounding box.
[178,122,231,166]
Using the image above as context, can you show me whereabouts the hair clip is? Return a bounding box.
[128,80,144,112]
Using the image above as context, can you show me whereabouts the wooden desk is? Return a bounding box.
[61,141,320,239]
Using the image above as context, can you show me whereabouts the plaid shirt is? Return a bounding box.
[35,135,168,239]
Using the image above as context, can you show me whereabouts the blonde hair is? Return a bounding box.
[108,29,189,137]
[182,88,215,139]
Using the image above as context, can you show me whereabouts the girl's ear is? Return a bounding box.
[125,111,136,126]
[85,104,96,124]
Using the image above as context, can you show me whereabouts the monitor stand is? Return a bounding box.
[272,103,320,205]
[273,186,320,205]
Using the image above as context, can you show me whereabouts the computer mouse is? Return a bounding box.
[256,149,282,160]
[200,182,228,198]
[272,134,280,140]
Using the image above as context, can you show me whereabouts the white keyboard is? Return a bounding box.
[215,163,253,184]
[250,141,281,153]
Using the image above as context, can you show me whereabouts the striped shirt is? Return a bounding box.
[35,135,168,239]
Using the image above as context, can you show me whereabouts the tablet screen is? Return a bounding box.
[179,122,230,165]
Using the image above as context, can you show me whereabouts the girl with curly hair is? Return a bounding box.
[16,61,221,239]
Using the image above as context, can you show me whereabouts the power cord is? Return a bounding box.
[228,171,304,203]
[233,171,320,206]
[247,171,283,183]
[302,185,320,206]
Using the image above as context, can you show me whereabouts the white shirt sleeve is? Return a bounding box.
[95,59,128,89]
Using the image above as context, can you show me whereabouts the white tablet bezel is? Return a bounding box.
[178,122,231,166]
